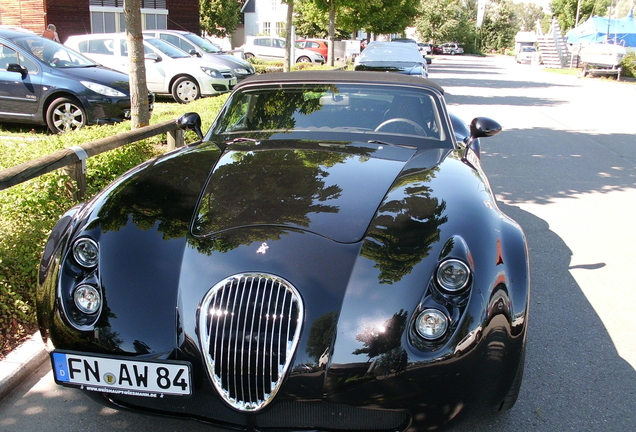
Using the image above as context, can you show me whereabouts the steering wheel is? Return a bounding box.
[374,118,428,136]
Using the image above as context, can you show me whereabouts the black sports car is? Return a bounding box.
[38,71,529,431]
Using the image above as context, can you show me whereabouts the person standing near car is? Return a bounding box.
[42,24,60,42]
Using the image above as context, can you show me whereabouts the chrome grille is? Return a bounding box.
[199,273,304,411]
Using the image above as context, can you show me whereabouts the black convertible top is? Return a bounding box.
[235,70,445,95]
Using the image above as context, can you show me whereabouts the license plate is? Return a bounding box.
[51,351,192,397]
[230,77,237,86]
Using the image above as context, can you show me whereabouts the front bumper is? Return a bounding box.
[201,76,237,95]
[84,91,155,126]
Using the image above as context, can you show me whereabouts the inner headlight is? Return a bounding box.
[201,67,222,78]
[415,309,448,340]
[80,81,126,97]
[72,238,99,268]
[74,284,101,314]
[436,259,470,292]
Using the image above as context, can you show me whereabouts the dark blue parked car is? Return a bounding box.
[0,28,151,133]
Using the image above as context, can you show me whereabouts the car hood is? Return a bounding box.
[167,56,232,74]
[65,140,454,356]
[214,53,253,68]
[191,140,447,243]
[50,65,131,93]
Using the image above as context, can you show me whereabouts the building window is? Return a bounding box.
[275,21,285,36]
[262,22,271,35]
[144,13,167,30]
[89,5,167,33]
[91,11,124,33]
[88,0,166,7]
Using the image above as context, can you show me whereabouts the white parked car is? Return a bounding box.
[65,33,237,103]
[239,36,325,64]
[142,30,255,81]
[515,46,538,64]
[418,43,432,55]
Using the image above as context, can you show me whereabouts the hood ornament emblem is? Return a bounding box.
[256,242,269,254]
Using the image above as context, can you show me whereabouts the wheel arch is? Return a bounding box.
[168,74,200,94]
[41,91,87,124]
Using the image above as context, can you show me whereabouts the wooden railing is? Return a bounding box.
[0,120,184,200]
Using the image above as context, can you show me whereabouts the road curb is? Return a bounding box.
[0,332,48,401]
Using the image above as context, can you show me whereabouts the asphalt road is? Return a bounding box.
[1,56,635,432]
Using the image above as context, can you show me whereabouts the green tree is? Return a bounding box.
[511,2,547,32]
[415,0,476,47]
[480,0,516,51]
[340,0,420,36]
[550,0,609,32]
[200,0,243,38]
[294,0,350,38]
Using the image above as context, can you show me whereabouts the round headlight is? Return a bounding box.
[415,309,448,340]
[72,238,99,268]
[436,259,470,292]
[74,284,101,314]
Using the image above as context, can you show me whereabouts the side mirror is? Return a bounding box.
[144,53,162,62]
[188,49,201,57]
[7,63,28,78]
[464,117,501,161]
[176,112,203,141]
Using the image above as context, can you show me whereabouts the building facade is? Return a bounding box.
[241,0,287,39]
[1,0,199,43]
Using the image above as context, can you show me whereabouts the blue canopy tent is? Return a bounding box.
[566,10,636,47]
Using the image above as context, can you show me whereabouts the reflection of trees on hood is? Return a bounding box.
[353,309,409,376]
[95,307,125,351]
[362,169,447,284]
[96,146,220,239]
[306,311,338,364]
[193,149,344,238]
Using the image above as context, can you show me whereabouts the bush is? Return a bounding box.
[247,57,340,73]
[0,96,226,356]
[621,51,636,78]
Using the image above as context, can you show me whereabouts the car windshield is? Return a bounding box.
[358,42,424,64]
[14,35,96,68]
[213,83,446,142]
[144,37,190,58]
[183,33,222,53]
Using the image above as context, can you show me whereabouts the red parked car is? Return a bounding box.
[296,38,328,62]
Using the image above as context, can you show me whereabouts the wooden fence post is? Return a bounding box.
[62,146,88,201]
[167,129,185,150]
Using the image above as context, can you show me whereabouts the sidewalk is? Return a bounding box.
[0,331,48,400]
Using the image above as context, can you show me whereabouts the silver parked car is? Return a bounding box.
[441,43,464,55]
[142,30,255,81]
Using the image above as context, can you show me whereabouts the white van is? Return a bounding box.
[65,33,237,103]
